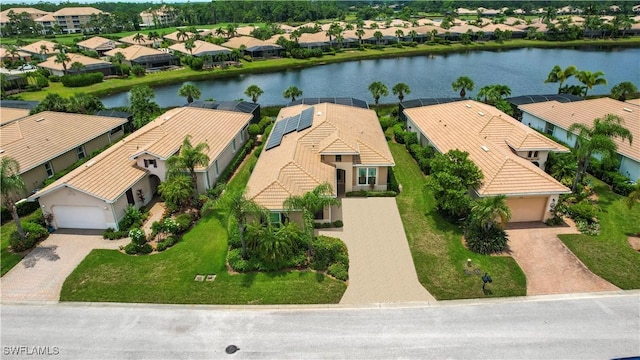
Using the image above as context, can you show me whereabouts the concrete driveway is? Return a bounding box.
[1,231,128,303]
[506,222,619,295]
[319,197,435,304]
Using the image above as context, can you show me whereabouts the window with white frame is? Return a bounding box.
[44,161,54,177]
[76,145,86,160]
[232,139,237,152]
[143,159,157,168]
[240,125,247,142]
[358,167,377,185]
[214,160,219,176]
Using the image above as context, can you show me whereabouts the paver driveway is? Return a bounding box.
[319,197,435,304]
[1,231,128,303]
[506,222,619,295]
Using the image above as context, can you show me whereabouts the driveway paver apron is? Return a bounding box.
[319,197,435,304]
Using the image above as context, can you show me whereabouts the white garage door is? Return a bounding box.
[52,206,107,229]
[506,197,547,223]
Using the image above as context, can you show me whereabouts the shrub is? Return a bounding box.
[379,117,396,130]
[60,72,104,87]
[311,235,348,271]
[388,167,400,193]
[129,228,146,245]
[10,222,49,252]
[392,124,406,144]
[566,200,598,224]
[464,223,508,254]
[131,65,146,76]
[174,213,193,233]
[189,57,204,71]
[327,263,349,281]
[103,228,128,240]
[48,75,61,82]
[216,139,254,184]
[17,201,40,217]
[123,243,138,254]
[138,243,153,254]
[227,248,259,272]
[333,220,343,228]
[248,124,261,137]
[404,131,418,147]
[118,205,145,231]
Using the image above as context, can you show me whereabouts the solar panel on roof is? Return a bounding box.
[297,107,314,131]
[265,120,286,150]
[283,115,300,135]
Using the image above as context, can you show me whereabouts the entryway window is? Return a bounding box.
[44,161,54,178]
[358,167,377,185]
[335,155,342,162]
[143,159,157,168]
[76,145,86,160]
[232,139,237,152]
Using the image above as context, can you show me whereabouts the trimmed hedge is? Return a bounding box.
[60,72,104,87]
[9,222,49,252]
[217,139,254,184]
[1,201,41,224]
[345,190,397,197]
[310,235,349,280]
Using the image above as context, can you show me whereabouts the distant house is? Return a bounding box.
[119,33,156,47]
[169,40,231,58]
[1,111,127,195]
[246,101,394,225]
[139,5,176,28]
[405,100,570,223]
[105,45,178,69]
[77,36,121,56]
[31,107,253,230]
[51,7,108,34]
[0,7,51,27]
[37,53,114,76]
[0,47,32,63]
[19,40,60,60]
[222,36,284,58]
[519,98,640,182]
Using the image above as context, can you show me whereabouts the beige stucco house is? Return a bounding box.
[405,100,570,223]
[31,107,252,230]
[246,102,394,224]
[0,111,127,195]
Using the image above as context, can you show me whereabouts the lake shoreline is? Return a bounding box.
[18,37,640,103]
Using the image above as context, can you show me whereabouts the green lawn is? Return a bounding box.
[1,210,43,276]
[390,142,526,300]
[560,177,640,289]
[60,153,346,304]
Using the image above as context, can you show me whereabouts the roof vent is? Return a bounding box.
[316,112,322,116]
[164,115,172,120]
[478,111,484,116]
[481,145,489,152]
[85,160,96,167]
[0,149,4,154]
[623,107,633,112]
[36,117,45,122]
[465,104,472,108]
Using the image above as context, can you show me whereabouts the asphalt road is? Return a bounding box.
[1,292,639,360]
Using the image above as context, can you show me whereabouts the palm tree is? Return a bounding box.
[69,61,85,74]
[568,114,633,192]
[184,38,196,55]
[408,30,418,42]
[391,82,411,103]
[158,174,192,210]
[610,81,638,102]
[133,32,145,44]
[545,65,578,94]
[368,81,388,114]
[225,23,237,38]
[54,52,70,75]
[478,85,500,104]
[111,52,126,75]
[217,189,267,259]
[165,135,210,206]
[283,85,303,101]
[576,70,607,97]
[471,195,511,230]
[178,83,201,104]
[395,29,404,42]
[626,182,640,209]
[176,28,189,42]
[53,42,65,54]
[549,153,578,187]
[244,84,264,103]
[355,28,365,45]
[452,76,475,98]
[373,30,383,46]
[255,221,297,267]
[39,44,49,56]
[283,183,340,254]
[1,157,26,239]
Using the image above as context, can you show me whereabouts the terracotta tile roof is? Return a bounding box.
[163,30,197,42]
[169,40,231,56]
[32,108,252,202]
[105,45,167,61]
[0,8,51,23]
[0,111,127,174]
[480,23,525,33]
[19,40,60,55]
[626,98,640,107]
[0,48,31,59]
[519,98,639,162]
[247,103,394,210]
[38,53,111,71]
[222,36,271,49]
[0,107,30,125]
[52,7,106,16]
[404,100,570,196]
[119,34,155,46]
[77,36,121,51]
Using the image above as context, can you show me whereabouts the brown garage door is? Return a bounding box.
[506,197,547,222]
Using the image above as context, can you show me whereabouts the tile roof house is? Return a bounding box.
[0,47,32,63]
[31,107,253,230]
[0,7,51,26]
[1,111,127,195]
[19,40,60,59]
[37,52,114,76]
[222,36,284,58]
[405,100,570,223]
[77,36,121,55]
[0,107,30,125]
[51,7,108,34]
[119,33,156,47]
[105,45,178,69]
[246,102,394,224]
[169,40,231,57]
[520,97,639,182]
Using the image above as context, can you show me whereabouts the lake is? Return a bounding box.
[100,46,640,108]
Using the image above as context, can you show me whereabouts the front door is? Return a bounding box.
[126,188,135,205]
[336,169,346,196]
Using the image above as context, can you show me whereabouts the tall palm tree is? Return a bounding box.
[132,32,145,44]
[1,157,26,239]
[355,28,365,45]
[217,189,267,259]
[368,81,388,114]
[626,182,640,209]
[52,42,65,54]
[408,30,418,42]
[54,52,70,75]
[452,76,475,98]
[283,183,340,254]
[283,85,303,101]
[470,195,511,230]
[178,83,201,103]
[391,82,411,103]
[545,65,578,94]
[395,29,404,42]
[176,28,189,42]
[111,52,126,75]
[568,114,633,192]
[165,135,210,206]
[373,30,383,46]
[610,81,637,102]
[39,44,49,56]
[576,70,607,97]
[69,61,85,74]
[225,23,237,38]
[184,38,196,55]
[244,84,263,103]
